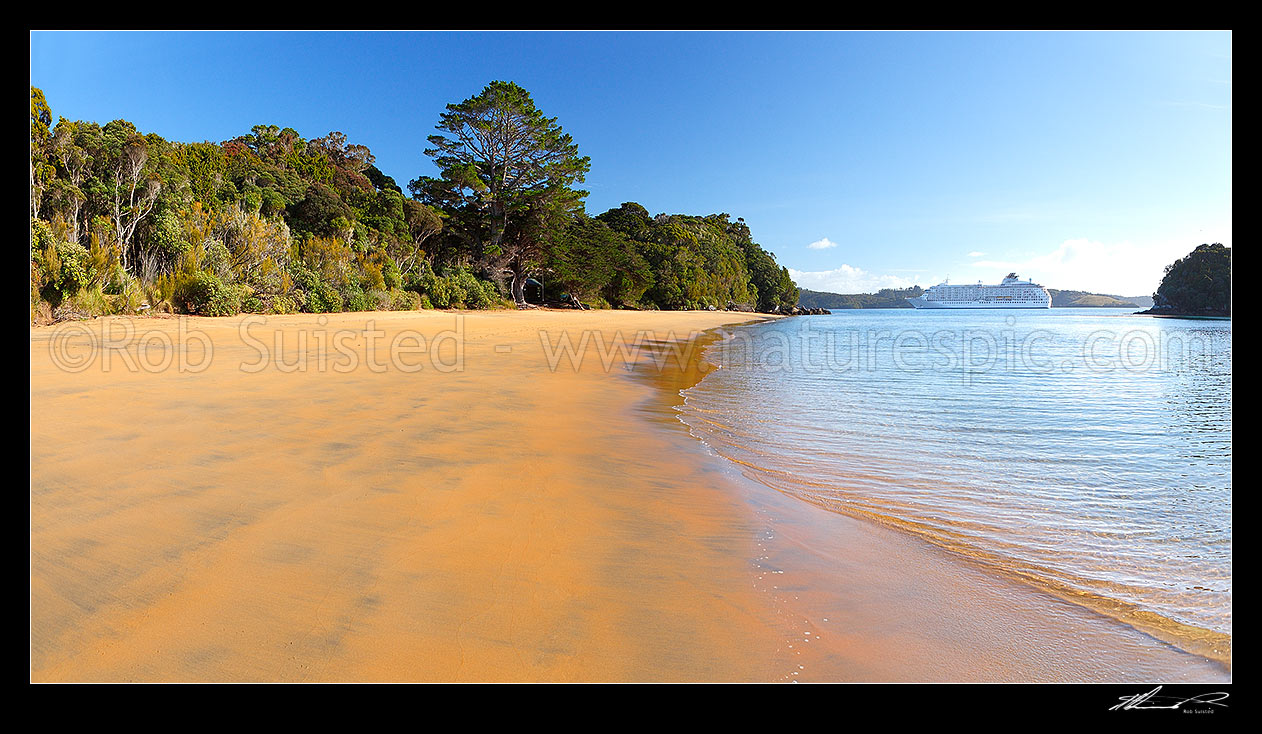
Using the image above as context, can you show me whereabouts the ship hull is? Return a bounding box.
[906,297,1050,309]
[908,273,1052,309]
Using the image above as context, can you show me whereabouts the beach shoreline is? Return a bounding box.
[31,309,1228,682]
[658,318,1229,682]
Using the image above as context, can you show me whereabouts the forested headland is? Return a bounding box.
[798,286,924,309]
[1145,243,1231,317]
[29,82,799,324]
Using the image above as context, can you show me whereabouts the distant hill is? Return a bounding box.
[1046,289,1145,308]
[799,286,1148,309]
[798,286,922,309]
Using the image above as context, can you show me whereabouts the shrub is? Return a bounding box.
[119,277,146,313]
[239,286,263,314]
[173,271,240,316]
[288,259,344,313]
[32,300,54,325]
[404,264,502,309]
[149,209,188,266]
[260,189,287,217]
[390,289,421,311]
[96,273,146,314]
[203,237,233,281]
[265,293,298,315]
[306,282,343,313]
[144,272,178,314]
[369,289,391,311]
[420,272,456,309]
[102,264,130,295]
[31,218,56,252]
[53,240,93,297]
[63,285,108,317]
[382,257,401,290]
[344,285,373,313]
[450,269,499,309]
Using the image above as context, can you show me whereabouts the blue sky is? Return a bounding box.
[30,31,1231,296]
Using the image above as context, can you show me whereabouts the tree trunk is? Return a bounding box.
[510,261,527,306]
[68,199,81,246]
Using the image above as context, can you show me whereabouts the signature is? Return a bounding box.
[1110,686,1229,711]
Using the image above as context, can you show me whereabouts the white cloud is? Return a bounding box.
[967,251,985,258]
[789,265,920,295]
[972,237,1219,296]
[807,237,838,250]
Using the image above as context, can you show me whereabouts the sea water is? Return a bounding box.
[679,308,1231,657]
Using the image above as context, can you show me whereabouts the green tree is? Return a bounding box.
[100,120,162,272]
[1154,243,1231,315]
[290,182,352,236]
[412,81,590,304]
[393,199,443,277]
[31,86,55,220]
[545,215,650,307]
[49,119,91,244]
[596,202,653,243]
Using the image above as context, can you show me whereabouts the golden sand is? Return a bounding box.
[30,310,1229,682]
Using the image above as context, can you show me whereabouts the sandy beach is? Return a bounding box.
[30,310,1229,682]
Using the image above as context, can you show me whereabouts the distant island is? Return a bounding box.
[1047,290,1150,308]
[799,285,1149,309]
[1140,243,1231,317]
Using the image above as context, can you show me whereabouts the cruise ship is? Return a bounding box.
[906,273,1051,309]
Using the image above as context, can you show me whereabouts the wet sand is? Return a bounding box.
[30,310,1229,682]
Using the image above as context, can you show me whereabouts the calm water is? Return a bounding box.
[679,308,1231,658]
